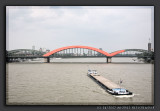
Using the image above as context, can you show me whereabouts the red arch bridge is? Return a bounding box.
[7,45,151,63]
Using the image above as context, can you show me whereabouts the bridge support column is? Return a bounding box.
[44,57,50,63]
[106,57,112,63]
[47,57,50,63]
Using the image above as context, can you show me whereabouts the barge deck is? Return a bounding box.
[88,70,133,96]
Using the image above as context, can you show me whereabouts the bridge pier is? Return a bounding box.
[44,57,50,63]
[106,57,112,63]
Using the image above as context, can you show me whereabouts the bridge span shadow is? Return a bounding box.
[6,62,149,64]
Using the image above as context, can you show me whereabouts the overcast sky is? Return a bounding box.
[6,6,154,52]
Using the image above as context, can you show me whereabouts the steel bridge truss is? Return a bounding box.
[113,49,149,57]
[6,48,153,62]
[50,48,150,58]
[7,48,151,58]
[50,48,105,58]
[7,49,45,57]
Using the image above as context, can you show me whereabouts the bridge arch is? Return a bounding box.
[43,45,125,57]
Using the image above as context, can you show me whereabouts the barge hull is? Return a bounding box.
[88,74,132,95]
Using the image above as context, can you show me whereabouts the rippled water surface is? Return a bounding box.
[6,58,154,105]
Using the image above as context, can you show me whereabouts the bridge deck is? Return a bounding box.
[90,74,120,89]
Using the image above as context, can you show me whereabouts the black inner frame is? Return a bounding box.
[1,0,160,111]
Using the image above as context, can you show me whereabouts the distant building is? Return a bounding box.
[32,45,35,50]
[42,48,46,52]
[39,48,42,52]
[46,49,50,53]
[148,39,151,52]
[98,48,103,56]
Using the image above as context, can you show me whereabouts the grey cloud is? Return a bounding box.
[7,6,154,52]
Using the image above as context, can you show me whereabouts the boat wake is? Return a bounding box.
[114,94,135,98]
[134,93,140,95]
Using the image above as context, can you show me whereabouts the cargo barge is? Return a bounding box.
[87,70,133,96]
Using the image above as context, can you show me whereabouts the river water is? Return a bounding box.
[6,57,154,105]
